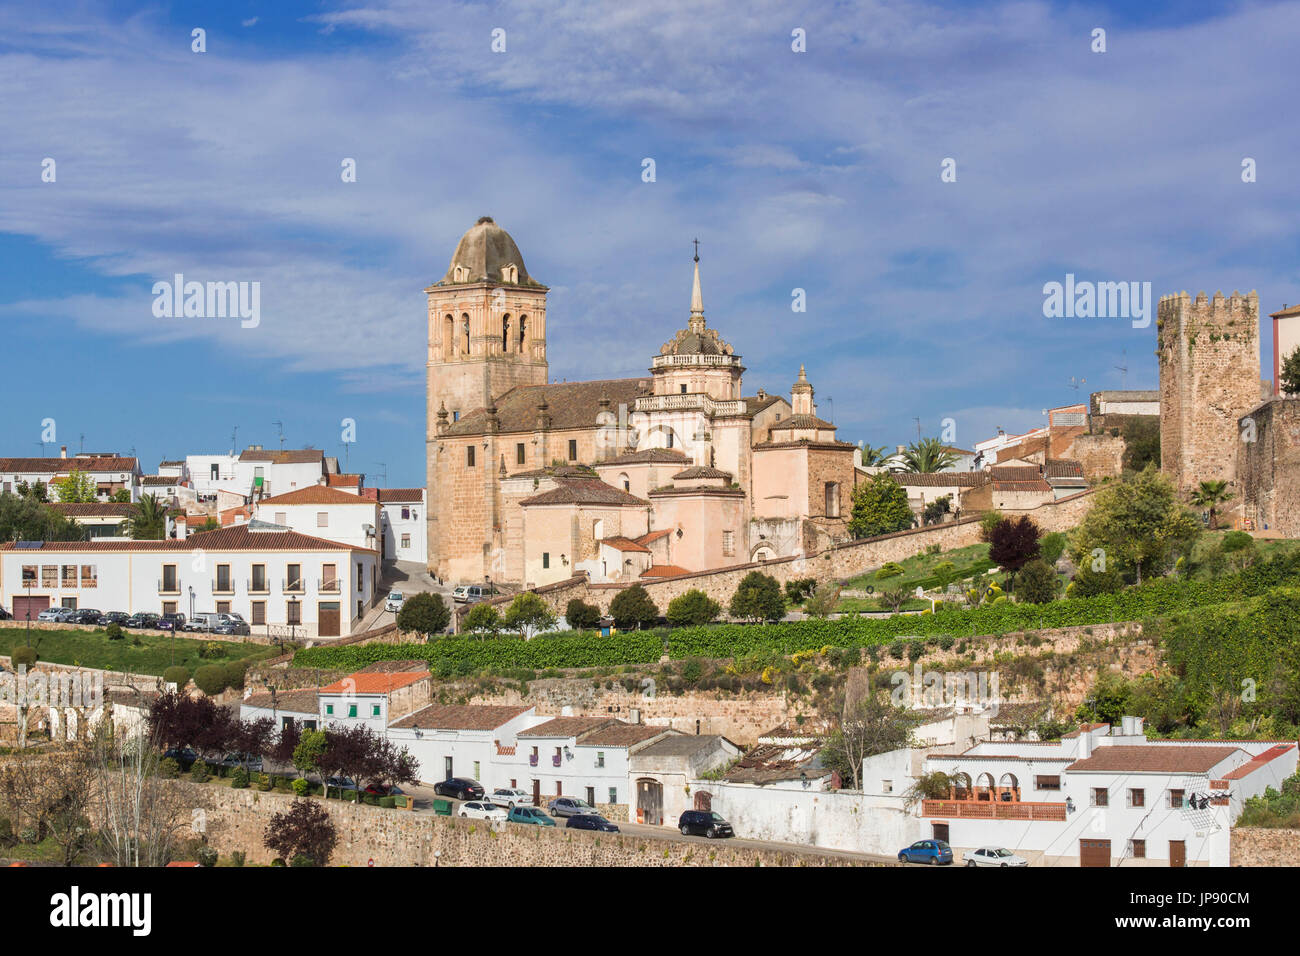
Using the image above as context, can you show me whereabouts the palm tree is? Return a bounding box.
[1190,480,1234,530]
[127,493,168,540]
[859,443,890,467]
[901,437,959,474]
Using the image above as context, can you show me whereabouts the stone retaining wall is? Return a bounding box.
[1230,827,1300,866]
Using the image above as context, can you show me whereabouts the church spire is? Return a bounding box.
[689,239,705,333]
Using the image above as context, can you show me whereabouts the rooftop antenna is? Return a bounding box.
[825,396,833,424]
[913,417,922,442]
[1114,351,1128,391]
[374,462,388,486]
[34,440,46,457]
[1066,376,1087,391]
[79,433,85,455]
[230,426,239,456]
[273,420,285,451]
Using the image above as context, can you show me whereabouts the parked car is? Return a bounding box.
[898,840,953,865]
[363,783,405,797]
[507,806,556,827]
[156,613,186,632]
[37,607,67,622]
[384,590,405,613]
[548,796,598,818]
[70,608,102,625]
[0,607,10,620]
[566,814,619,833]
[964,846,1028,867]
[490,787,532,808]
[325,776,358,792]
[124,612,160,629]
[162,748,198,770]
[184,612,221,632]
[452,584,499,604]
[459,801,509,822]
[221,753,263,772]
[97,611,130,626]
[214,612,250,636]
[433,777,485,800]
[678,810,734,839]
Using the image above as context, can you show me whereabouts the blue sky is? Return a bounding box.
[2,0,1298,486]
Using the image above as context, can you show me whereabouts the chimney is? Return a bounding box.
[60,446,67,459]
[1077,728,1092,759]
[1133,717,1145,738]
[629,707,641,725]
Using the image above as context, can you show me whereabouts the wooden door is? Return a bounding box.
[318,602,340,637]
[932,823,950,843]
[1079,838,1111,868]
[532,779,541,805]
[1169,840,1186,867]
[637,779,663,826]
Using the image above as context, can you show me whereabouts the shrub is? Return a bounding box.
[256,773,272,792]
[379,796,396,809]
[784,578,817,604]
[680,658,704,686]
[292,777,311,797]
[189,759,210,783]
[10,647,37,668]
[728,571,785,622]
[231,766,251,789]
[979,510,1004,542]
[199,641,225,660]
[192,665,229,696]
[105,623,124,641]
[609,585,660,631]
[1015,559,1060,604]
[230,851,246,867]
[666,589,721,628]
[1040,532,1067,566]
[158,758,181,779]
[564,599,602,631]
[1071,564,1124,597]
[162,666,190,688]
[290,854,317,867]
[197,846,218,868]
[397,592,451,638]
[875,562,904,579]
[1221,531,1254,553]
[222,661,248,691]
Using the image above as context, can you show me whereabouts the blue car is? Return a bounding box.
[898,839,953,865]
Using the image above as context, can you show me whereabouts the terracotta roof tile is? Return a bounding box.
[376,488,425,503]
[1066,745,1243,773]
[0,457,138,473]
[601,535,650,553]
[520,479,648,507]
[635,529,672,546]
[672,466,731,480]
[242,689,320,714]
[640,564,693,578]
[578,723,672,747]
[596,448,691,466]
[238,448,324,464]
[47,502,135,517]
[444,378,652,436]
[320,672,426,695]
[517,717,618,738]
[894,472,989,487]
[390,704,532,731]
[0,524,368,553]
[257,486,378,507]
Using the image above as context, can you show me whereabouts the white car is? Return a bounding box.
[490,787,532,808]
[459,801,508,822]
[964,846,1029,867]
[385,590,405,613]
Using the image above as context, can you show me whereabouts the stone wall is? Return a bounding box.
[1230,827,1300,866]
[1238,397,1300,536]
[171,780,881,866]
[1066,433,1125,480]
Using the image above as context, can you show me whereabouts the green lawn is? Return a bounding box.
[0,626,277,676]
[833,542,999,611]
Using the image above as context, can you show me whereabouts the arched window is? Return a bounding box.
[462,314,470,354]
[619,472,630,492]
[518,315,527,353]
[444,314,454,359]
[502,315,510,354]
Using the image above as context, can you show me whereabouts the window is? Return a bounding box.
[1128,788,1145,808]
[1035,775,1061,791]
[474,761,481,780]
[1169,789,1185,809]
[251,564,267,591]
[502,315,510,352]
[452,411,459,422]
[21,565,35,584]
[357,562,364,590]
[162,602,177,615]
[161,564,178,593]
[1129,839,1146,859]
[347,704,358,718]
[41,565,57,587]
[680,384,687,394]
[321,563,337,591]
[556,781,563,796]
[882,779,894,793]
[325,704,334,715]
[586,787,596,806]
[216,601,231,615]
[371,704,380,717]
[61,565,77,587]
[722,530,735,556]
[215,564,232,592]
[210,463,219,480]
[619,472,630,491]
[542,552,550,569]
[666,431,674,448]
[1091,788,1109,807]
[516,442,526,465]
[251,601,266,625]
[275,512,287,526]
[287,600,301,625]
[317,512,328,528]
[568,439,577,461]
[401,534,411,549]
[609,787,618,805]
[287,564,302,591]
[400,506,411,520]
[80,565,96,588]
[467,446,476,467]
[596,752,605,768]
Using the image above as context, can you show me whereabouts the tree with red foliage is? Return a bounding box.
[987,515,1042,591]
[263,798,336,866]
[148,693,233,759]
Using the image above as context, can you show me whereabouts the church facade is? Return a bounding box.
[425,217,858,588]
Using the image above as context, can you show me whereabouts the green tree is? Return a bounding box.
[463,603,503,638]
[502,592,556,639]
[51,470,97,503]
[126,493,168,540]
[564,598,602,631]
[820,692,923,790]
[608,585,659,631]
[847,473,914,539]
[396,592,450,638]
[16,480,49,503]
[858,443,890,467]
[1014,558,1059,604]
[1039,531,1067,566]
[728,571,785,622]
[1071,465,1201,584]
[110,488,133,503]
[292,730,328,791]
[1280,345,1300,395]
[900,437,959,474]
[665,589,721,627]
[1069,563,1124,597]
[0,493,85,541]
[803,583,840,618]
[1120,417,1161,472]
[921,494,952,526]
[878,586,908,613]
[1190,480,1234,530]
[978,509,1004,542]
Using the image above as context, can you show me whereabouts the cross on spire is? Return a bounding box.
[693,238,699,262]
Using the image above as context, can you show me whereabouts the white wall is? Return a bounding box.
[379,495,426,563]
[254,500,379,552]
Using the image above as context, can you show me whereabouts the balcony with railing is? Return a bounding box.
[212,578,235,595]
[158,578,181,595]
[650,353,741,369]
[247,577,270,594]
[283,577,306,594]
[921,799,1067,821]
[318,577,341,593]
[632,392,748,418]
[529,754,539,767]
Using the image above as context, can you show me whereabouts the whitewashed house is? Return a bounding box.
[240,688,320,732]
[0,523,379,636]
[377,488,427,564]
[253,485,381,554]
[386,704,539,787]
[186,446,330,505]
[515,716,673,810]
[0,452,141,501]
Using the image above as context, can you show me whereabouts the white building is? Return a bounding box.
[47,503,135,540]
[387,704,539,786]
[240,688,320,732]
[0,524,380,636]
[317,666,431,734]
[0,452,141,501]
[377,488,427,564]
[516,716,672,809]
[186,446,330,505]
[253,485,381,554]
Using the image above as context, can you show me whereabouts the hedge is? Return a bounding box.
[291,553,1300,673]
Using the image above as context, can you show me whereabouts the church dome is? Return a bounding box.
[441,216,538,286]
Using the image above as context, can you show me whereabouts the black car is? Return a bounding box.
[71,608,103,625]
[97,611,131,626]
[124,612,160,629]
[678,810,734,839]
[162,748,198,770]
[433,777,485,800]
[566,814,620,833]
[0,606,11,621]
[156,613,186,632]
